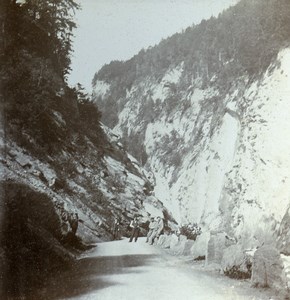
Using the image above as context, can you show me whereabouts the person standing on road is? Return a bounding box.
[112,217,121,240]
[129,216,140,242]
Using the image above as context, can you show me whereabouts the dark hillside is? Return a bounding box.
[0,1,176,298]
[0,1,100,297]
[1,0,105,156]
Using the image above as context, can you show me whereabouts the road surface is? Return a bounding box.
[38,238,273,300]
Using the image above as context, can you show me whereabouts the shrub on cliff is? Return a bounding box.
[179,224,202,240]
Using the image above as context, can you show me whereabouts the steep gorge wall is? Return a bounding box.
[93,48,290,252]
[221,49,290,245]
[88,0,290,293]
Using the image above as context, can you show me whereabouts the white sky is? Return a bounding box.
[68,0,239,92]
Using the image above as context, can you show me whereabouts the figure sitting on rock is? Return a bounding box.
[146,217,156,243]
[148,216,164,245]
[129,216,140,242]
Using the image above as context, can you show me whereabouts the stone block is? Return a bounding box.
[191,232,210,260]
[221,244,252,279]
[162,235,172,249]
[206,232,236,266]
[251,245,287,293]
[182,240,195,256]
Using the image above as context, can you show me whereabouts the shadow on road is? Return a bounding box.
[31,254,157,300]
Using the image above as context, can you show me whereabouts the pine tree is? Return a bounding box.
[1,0,81,150]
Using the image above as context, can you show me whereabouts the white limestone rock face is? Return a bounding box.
[251,245,287,293]
[106,49,286,239]
[95,47,290,261]
[221,49,290,245]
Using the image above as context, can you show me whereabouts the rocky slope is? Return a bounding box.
[0,110,175,298]
[0,0,178,297]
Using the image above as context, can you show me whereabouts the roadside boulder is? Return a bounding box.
[182,240,195,256]
[162,234,172,249]
[251,245,287,293]
[170,235,187,255]
[191,232,210,260]
[221,244,252,279]
[277,208,290,255]
[169,234,179,249]
[157,234,167,247]
[281,254,290,297]
[206,232,236,268]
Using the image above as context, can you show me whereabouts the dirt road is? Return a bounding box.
[35,238,273,300]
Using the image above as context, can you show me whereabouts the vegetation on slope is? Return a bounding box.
[0,3,175,298]
[93,0,290,127]
[0,1,124,298]
[1,0,104,155]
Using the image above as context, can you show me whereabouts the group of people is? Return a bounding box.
[129,215,164,244]
[112,216,142,242]
[129,216,164,245]
[112,215,164,244]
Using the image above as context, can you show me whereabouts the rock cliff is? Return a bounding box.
[92,0,290,294]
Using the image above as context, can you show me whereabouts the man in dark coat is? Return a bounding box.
[112,218,121,240]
